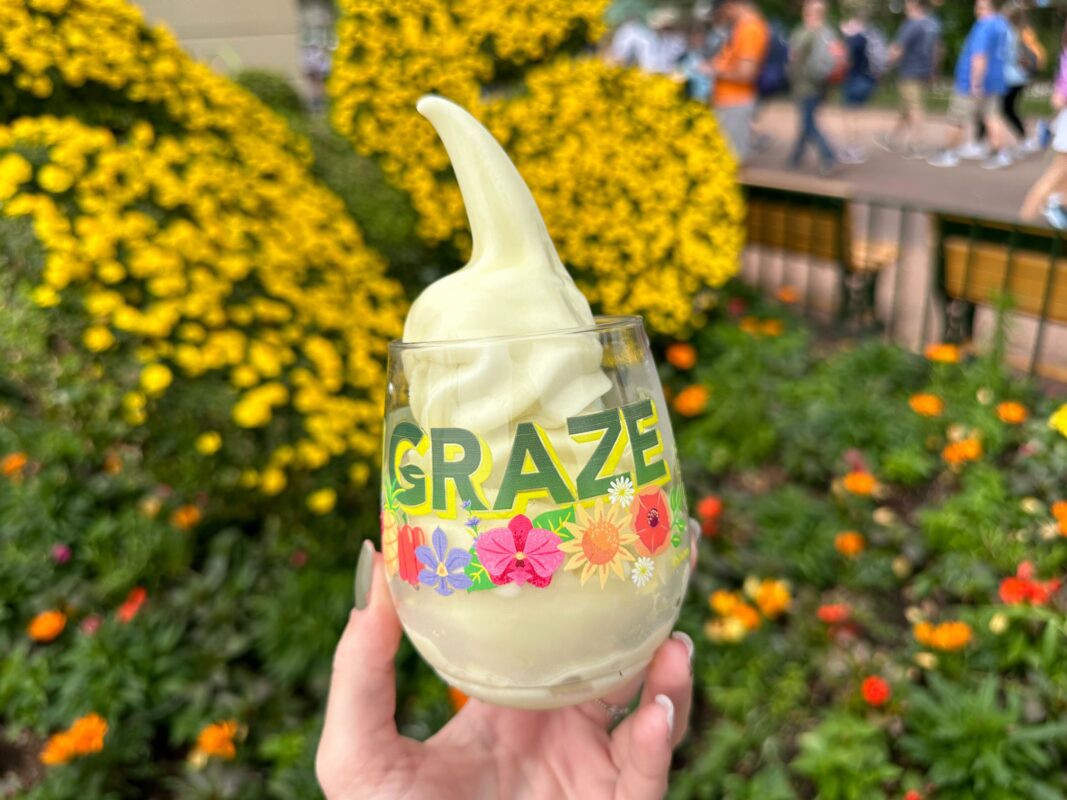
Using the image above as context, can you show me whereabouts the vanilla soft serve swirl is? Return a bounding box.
[403,96,610,445]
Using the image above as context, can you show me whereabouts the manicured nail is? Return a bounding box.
[671,630,695,668]
[354,539,375,610]
[654,694,675,739]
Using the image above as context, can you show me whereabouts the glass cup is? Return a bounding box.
[381,316,690,709]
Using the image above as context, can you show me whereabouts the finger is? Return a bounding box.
[318,543,402,768]
[575,671,645,731]
[612,695,674,800]
[611,633,693,760]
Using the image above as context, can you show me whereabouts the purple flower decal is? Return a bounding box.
[417,528,473,596]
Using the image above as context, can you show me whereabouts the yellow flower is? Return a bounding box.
[259,468,287,496]
[31,285,60,307]
[560,499,638,587]
[139,363,172,396]
[195,431,222,455]
[709,589,740,617]
[82,325,115,352]
[1050,404,1067,438]
[307,487,337,515]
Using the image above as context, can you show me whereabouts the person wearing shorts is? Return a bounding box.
[1021,28,1067,228]
[877,0,939,157]
[927,0,1010,169]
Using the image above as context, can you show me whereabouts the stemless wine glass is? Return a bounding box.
[380,316,690,709]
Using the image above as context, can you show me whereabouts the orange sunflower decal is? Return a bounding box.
[560,500,638,588]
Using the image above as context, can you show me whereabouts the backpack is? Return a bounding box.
[809,29,847,85]
[864,27,890,78]
[757,22,790,97]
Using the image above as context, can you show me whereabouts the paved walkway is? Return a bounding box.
[741,101,1050,222]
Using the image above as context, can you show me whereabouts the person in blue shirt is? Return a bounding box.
[928,0,1011,168]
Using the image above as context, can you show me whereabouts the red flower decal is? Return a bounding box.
[631,487,671,557]
[397,525,425,587]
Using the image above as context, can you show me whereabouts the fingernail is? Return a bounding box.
[354,539,375,610]
[687,516,700,540]
[654,694,675,739]
[671,630,695,669]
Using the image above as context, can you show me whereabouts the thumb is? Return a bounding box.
[317,541,403,781]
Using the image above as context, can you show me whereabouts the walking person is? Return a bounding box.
[1021,23,1067,228]
[838,7,885,164]
[710,0,770,163]
[876,0,940,158]
[787,0,840,176]
[927,0,1011,169]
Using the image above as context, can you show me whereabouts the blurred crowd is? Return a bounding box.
[605,0,1067,227]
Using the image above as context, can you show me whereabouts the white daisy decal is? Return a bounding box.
[631,557,655,587]
[607,475,635,507]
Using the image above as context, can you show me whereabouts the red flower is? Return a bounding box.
[999,562,1061,606]
[631,487,672,557]
[861,675,891,707]
[397,525,425,587]
[817,603,851,624]
[903,792,923,800]
[117,587,147,623]
[697,495,722,536]
[727,297,747,316]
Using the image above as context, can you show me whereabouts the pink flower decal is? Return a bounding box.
[475,514,564,588]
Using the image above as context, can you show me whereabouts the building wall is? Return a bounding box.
[134,0,304,92]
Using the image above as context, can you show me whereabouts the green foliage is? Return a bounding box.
[901,676,1067,800]
[234,70,304,117]
[792,713,900,800]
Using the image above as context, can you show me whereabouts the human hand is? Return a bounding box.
[316,541,695,800]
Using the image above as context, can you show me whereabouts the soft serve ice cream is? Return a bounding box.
[381,96,690,708]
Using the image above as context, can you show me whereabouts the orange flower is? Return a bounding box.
[817,603,850,624]
[777,286,800,304]
[117,587,147,623]
[103,451,123,476]
[194,720,239,761]
[170,504,202,530]
[861,675,891,707]
[733,602,762,631]
[908,393,944,417]
[2,451,27,476]
[709,589,740,617]
[448,686,469,712]
[996,402,1028,425]
[754,579,791,619]
[665,342,697,370]
[40,714,107,766]
[1053,501,1067,521]
[697,495,723,536]
[739,315,761,334]
[834,531,866,558]
[673,385,709,417]
[760,319,784,337]
[28,610,66,642]
[842,470,878,496]
[942,438,982,466]
[914,620,972,651]
[924,343,961,364]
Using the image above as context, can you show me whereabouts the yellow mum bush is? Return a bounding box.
[329,2,743,336]
[0,0,405,488]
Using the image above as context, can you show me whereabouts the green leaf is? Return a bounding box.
[532,505,575,542]
[464,548,496,592]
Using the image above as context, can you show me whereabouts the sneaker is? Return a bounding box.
[1043,197,1067,230]
[872,132,898,153]
[957,141,991,160]
[1020,137,1042,156]
[981,150,1014,170]
[903,145,927,160]
[927,151,960,168]
[839,147,868,165]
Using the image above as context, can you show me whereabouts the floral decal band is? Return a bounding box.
[381,471,689,597]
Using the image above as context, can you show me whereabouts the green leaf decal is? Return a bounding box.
[465,548,496,592]
[532,505,576,542]
[669,483,687,537]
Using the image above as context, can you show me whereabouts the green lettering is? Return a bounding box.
[388,421,428,508]
[494,422,574,510]
[431,428,487,511]
[568,408,629,500]
[622,399,668,486]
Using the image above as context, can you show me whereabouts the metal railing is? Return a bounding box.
[741,181,1067,382]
